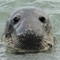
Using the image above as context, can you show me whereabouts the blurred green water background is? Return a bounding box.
[0,0,60,60]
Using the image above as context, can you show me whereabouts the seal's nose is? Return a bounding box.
[24,30,35,35]
[17,29,43,50]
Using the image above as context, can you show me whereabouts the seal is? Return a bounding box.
[2,7,55,53]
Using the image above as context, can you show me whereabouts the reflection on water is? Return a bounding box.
[0,0,60,60]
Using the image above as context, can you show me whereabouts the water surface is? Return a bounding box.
[0,0,60,60]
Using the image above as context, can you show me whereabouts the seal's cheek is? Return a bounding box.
[1,34,10,42]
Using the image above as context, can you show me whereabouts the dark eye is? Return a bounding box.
[39,17,46,23]
[12,17,20,24]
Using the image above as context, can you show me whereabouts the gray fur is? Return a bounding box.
[2,7,55,53]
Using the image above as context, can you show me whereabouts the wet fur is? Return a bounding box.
[2,7,55,53]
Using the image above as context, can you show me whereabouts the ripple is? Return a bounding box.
[0,0,60,60]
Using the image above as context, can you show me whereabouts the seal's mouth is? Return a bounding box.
[20,39,42,50]
[15,33,44,50]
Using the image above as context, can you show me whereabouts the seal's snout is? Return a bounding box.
[17,30,43,50]
[15,22,43,50]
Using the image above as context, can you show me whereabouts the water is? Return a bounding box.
[0,0,60,60]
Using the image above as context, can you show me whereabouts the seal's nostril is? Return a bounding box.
[25,30,35,35]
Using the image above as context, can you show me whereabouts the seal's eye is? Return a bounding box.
[39,17,46,23]
[13,17,20,24]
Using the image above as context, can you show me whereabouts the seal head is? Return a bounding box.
[2,7,55,53]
